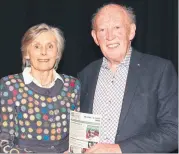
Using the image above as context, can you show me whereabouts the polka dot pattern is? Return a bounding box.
[0,73,80,141]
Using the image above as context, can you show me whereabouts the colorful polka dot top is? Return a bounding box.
[0,73,80,142]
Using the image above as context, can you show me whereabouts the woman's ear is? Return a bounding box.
[56,52,61,59]
[24,55,30,60]
[24,46,30,59]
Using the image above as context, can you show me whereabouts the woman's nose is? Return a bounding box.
[40,48,47,55]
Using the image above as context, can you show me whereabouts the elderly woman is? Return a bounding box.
[0,23,80,153]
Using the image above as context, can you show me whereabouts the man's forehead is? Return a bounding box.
[97,8,125,22]
[94,5,130,27]
[99,5,125,15]
[96,5,126,20]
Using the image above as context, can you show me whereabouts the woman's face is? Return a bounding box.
[26,31,58,72]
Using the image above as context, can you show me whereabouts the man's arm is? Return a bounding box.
[85,60,178,153]
[118,60,178,153]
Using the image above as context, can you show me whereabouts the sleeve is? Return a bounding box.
[73,79,80,112]
[0,79,17,152]
[77,71,87,109]
[119,61,178,153]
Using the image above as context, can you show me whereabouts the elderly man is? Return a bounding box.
[78,3,178,153]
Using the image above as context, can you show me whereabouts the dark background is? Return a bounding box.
[0,0,177,77]
[0,0,178,152]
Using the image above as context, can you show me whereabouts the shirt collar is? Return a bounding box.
[22,67,64,86]
[102,46,132,69]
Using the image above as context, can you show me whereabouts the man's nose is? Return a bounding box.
[106,29,115,41]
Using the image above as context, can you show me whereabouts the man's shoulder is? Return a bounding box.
[134,50,172,66]
[133,50,176,77]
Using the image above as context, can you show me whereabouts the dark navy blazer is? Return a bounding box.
[78,49,178,153]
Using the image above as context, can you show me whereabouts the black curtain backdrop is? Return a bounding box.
[0,0,178,78]
[0,0,178,152]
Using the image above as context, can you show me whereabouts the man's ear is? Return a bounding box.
[91,30,99,46]
[129,23,136,41]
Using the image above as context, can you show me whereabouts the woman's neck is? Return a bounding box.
[30,67,54,87]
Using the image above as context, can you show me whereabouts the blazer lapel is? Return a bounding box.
[87,59,102,113]
[117,50,143,132]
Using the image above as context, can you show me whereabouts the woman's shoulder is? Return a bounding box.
[60,74,80,89]
[1,73,23,83]
[61,74,80,82]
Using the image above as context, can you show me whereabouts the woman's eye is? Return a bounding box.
[34,45,40,49]
[100,29,104,32]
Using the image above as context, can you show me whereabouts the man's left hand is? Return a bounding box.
[85,143,122,153]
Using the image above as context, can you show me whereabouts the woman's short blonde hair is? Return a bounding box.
[21,23,65,70]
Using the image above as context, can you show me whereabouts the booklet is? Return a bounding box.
[69,111,101,153]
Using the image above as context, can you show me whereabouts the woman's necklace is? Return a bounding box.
[31,72,54,88]
[41,79,54,88]
[40,75,54,88]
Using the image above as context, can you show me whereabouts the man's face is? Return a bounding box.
[91,5,136,64]
[26,31,58,72]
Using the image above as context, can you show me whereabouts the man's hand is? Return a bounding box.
[63,150,69,154]
[85,143,122,153]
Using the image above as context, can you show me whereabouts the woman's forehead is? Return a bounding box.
[31,31,57,44]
